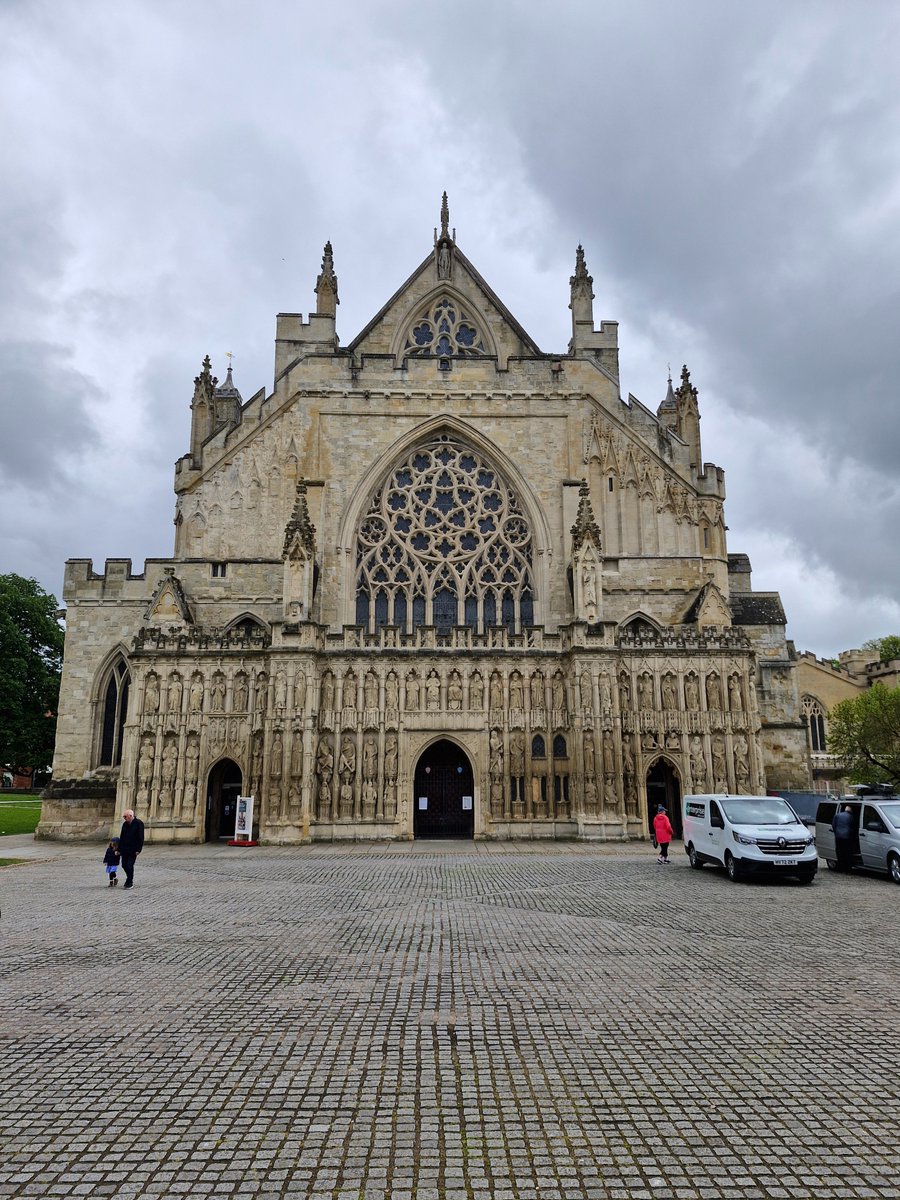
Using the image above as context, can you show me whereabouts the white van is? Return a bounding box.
[682,794,818,884]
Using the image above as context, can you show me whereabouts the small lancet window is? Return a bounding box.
[99,659,130,767]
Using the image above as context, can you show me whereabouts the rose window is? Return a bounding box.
[403,298,487,359]
[356,435,534,633]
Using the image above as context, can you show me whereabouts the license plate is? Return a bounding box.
[773,857,798,866]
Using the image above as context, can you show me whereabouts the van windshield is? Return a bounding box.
[881,803,900,830]
[720,797,799,826]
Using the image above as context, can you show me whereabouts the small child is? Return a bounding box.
[103,838,121,887]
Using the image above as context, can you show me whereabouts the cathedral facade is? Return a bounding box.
[41,199,810,843]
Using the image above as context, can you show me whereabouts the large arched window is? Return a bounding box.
[801,695,827,754]
[99,657,130,767]
[356,434,535,634]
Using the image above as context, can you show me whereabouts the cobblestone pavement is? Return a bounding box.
[1,839,898,1199]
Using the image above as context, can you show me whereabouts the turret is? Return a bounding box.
[213,362,243,432]
[675,364,702,469]
[189,355,216,465]
[567,245,619,380]
[315,240,339,318]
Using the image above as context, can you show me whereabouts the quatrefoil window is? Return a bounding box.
[356,435,534,633]
[404,298,487,359]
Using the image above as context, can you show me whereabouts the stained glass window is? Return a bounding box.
[404,297,487,359]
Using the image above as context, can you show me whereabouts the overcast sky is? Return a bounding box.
[2,0,899,657]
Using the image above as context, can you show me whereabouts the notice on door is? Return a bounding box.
[462,795,473,810]
[418,797,428,810]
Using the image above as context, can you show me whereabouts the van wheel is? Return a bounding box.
[688,844,704,870]
[725,852,741,882]
[889,854,900,885]
[825,859,838,871]
[797,868,816,886]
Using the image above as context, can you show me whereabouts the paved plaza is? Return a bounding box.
[1,838,898,1199]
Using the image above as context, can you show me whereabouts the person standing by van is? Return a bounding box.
[832,804,855,872]
[653,804,674,864]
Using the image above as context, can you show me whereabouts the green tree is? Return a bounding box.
[861,634,900,662]
[828,684,900,789]
[0,574,64,776]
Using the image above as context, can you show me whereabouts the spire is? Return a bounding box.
[213,360,242,432]
[440,191,449,239]
[658,366,677,413]
[434,191,454,280]
[189,355,217,464]
[282,479,317,562]
[570,479,603,556]
[315,240,339,317]
[570,245,594,302]
[675,364,702,467]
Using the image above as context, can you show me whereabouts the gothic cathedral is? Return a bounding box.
[41,198,810,843]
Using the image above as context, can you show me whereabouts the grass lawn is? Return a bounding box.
[0,858,27,867]
[0,800,42,836]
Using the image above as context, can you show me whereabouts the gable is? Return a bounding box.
[347,244,541,367]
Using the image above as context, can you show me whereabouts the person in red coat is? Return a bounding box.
[653,804,674,864]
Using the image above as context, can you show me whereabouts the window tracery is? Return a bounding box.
[98,657,130,767]
[355,435,535,633]
[801,695,827,754]
[403,298,487,359]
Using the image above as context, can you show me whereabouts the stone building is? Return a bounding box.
[40,198,809,843]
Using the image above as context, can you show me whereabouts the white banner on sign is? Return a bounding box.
[234,795,255,840]
[418,797,428,810]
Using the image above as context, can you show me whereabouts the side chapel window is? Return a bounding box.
[99,658,130,767]
[356,435,535,634]
[801,695,827,754]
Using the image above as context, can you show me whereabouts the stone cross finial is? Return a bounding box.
[440,191,449,239]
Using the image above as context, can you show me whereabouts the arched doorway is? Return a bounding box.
[646,758,682,840]
[206,759,243,841]
[413,740,474,839]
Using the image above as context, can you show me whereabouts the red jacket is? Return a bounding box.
[653,811,674,843]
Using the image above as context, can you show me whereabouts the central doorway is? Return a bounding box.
[206,758,243,841]
[413,740,474,839]
[646,758,682,839]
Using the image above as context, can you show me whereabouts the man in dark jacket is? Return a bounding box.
[832,804,855,872]
[118,809,145,889]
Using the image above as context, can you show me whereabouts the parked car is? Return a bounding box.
[683,794,818,883]
[767,790,821,831]
[815,795,900,883]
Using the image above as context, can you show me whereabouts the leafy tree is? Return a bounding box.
[828,684,900,789]
[861,634,900,662]
[0,574,64,776]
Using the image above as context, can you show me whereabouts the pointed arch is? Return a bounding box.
[618,610,665,640]
[389,284,500,365]
[92,645,132,768]
[337,416,552,629]
[223,612,271,640]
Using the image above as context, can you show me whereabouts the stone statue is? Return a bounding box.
[161,739,178,796]
[489,729,503,778]
[638,673,654,710]
[166,673,182,716]
[145,674,160,715]
[712,736,727,790]
[509,731,525,777]
[684,674,700,710]
[288,784,300,815]
[385,672,399,711]
[448,671,463,711]
[619,673,631,710]
[364,671,378,710]
[271,731,283,778]
[734,734,750,786]
[251,732,263,786]
[339,733,356,781]
[690,736,707,786]
[581,562,597,610]
[706,674,721,710]
[211,674,226,712]
[603,737,615,777]
[384,733,398,782]
[530,671,544,711]
[321,673,335,711]
[255,672,268,710]
[662,674,678,711]
[363,734,378,780]
[405,671,420,710]
[342,671,357,711]
[509,672,524,710]
[274,673,287,710]
[729,675,743,711]
[583,775,598,814]
[599,674,612,712]
[293,670,307,711]
[362,780,377,819]
[316,735,333,781]
[470,672,484,710]
[234,673,249,711]
[137,736,155,792]
[665,730,681,750]
[437,244,451,279]
[291,731,303,777]
[583,729,595,775]
[489,672,503,711]
[580,671,592,710]
[621,735,635,779]
[552,673,566,712]
[189,676,204,713]
[425,671,441,710]
[185,734,199,780]
[339,779,354,819]
[318,775,332,820]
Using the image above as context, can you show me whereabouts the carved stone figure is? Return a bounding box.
[137,736,155,793]
[581,562,597,610]
[619,673,631,710]
[580,671,592,710]
[448,671,463,711]
[638,673,654,710]
[288,784,301,816]
[362,780,377,819]
[706,674,721,710]
[690,736,707,786]
[621,734,635,780]
[321,672,335,711]
[364,671,378,710]
[405,671,420,710]
[211,673,226,713]
[470,672,484,710]
[293,670,307,711]
[274,673,287,710]
[662,674,678,711]
[665,730,681,750]
[185,734,200,785]
[599,674,612,712]
[145,674,160,715]
[342,671,357,711]
[509,672,524,710]
[291,730,303,777]
[584,775,599,815]
[384,733,398,783]
[166,673,182,716]
[528,671,544,711]
[552,673,566,712]
[603,737,615,777]
[509,731,525,777]
[161,738,178,802]
[712,736,727,791]
[250,732,264,787]
[189,676,204,713]
[685,674,700,710]
[363,734,378,780]
[489,729,503,778]
[490,778,504,818]
[734,734,750,786]
[339,779,354,819]
[641,730,658,751]
[728,675,743,711]
[234,673,249,711]
[255,672,268,711]
[583,729,596,775]
[489,672,503,711]
[385,672,399,711]
[316,734,333,787]
[339,733,356,781]
[270,731,283,778]
[425,671,441,710]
